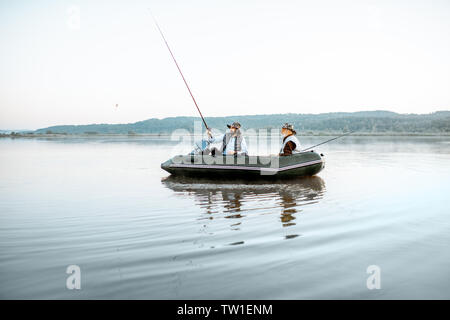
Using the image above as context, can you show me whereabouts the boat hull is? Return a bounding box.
[161,151,324,179]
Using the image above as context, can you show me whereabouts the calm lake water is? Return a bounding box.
[0,135,449,299]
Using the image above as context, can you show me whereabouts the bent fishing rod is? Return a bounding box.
[151,13,209,130]
[302,131,355,152]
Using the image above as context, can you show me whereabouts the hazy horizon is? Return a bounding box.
[1,109,449,134]
[1,109,449,131]
[1,0,450,130]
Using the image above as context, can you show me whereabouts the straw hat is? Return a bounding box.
[282,123,297,134]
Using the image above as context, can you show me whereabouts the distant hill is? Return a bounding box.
[33,110,450,134]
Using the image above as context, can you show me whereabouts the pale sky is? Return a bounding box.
[1,0,449,130]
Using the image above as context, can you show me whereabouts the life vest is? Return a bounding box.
[280,134,301,154]
[222,132,243,154]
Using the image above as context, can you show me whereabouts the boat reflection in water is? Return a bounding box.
[161,176,326,242]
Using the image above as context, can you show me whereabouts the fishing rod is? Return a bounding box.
[302,131,355,152]
[150,13,209,130]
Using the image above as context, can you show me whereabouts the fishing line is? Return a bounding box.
[302,131,355,151]
[149,10,209,130]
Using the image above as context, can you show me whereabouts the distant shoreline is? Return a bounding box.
[2,132,450,138]
[4,111,450,136]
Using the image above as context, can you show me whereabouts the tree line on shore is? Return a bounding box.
[22,110,450,135]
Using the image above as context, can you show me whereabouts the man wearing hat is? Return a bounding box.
[207,122,248,156]
[279,123,301,156]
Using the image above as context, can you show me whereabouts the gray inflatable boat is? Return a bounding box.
[161,151,324,178]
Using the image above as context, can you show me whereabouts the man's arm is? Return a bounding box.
[207,130,224,144]
[238,137,248,155]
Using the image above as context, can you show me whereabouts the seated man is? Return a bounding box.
[279,123,301,156]
[207,122,248,156]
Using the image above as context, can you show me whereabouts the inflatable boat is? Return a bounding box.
[161,151,324,178]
